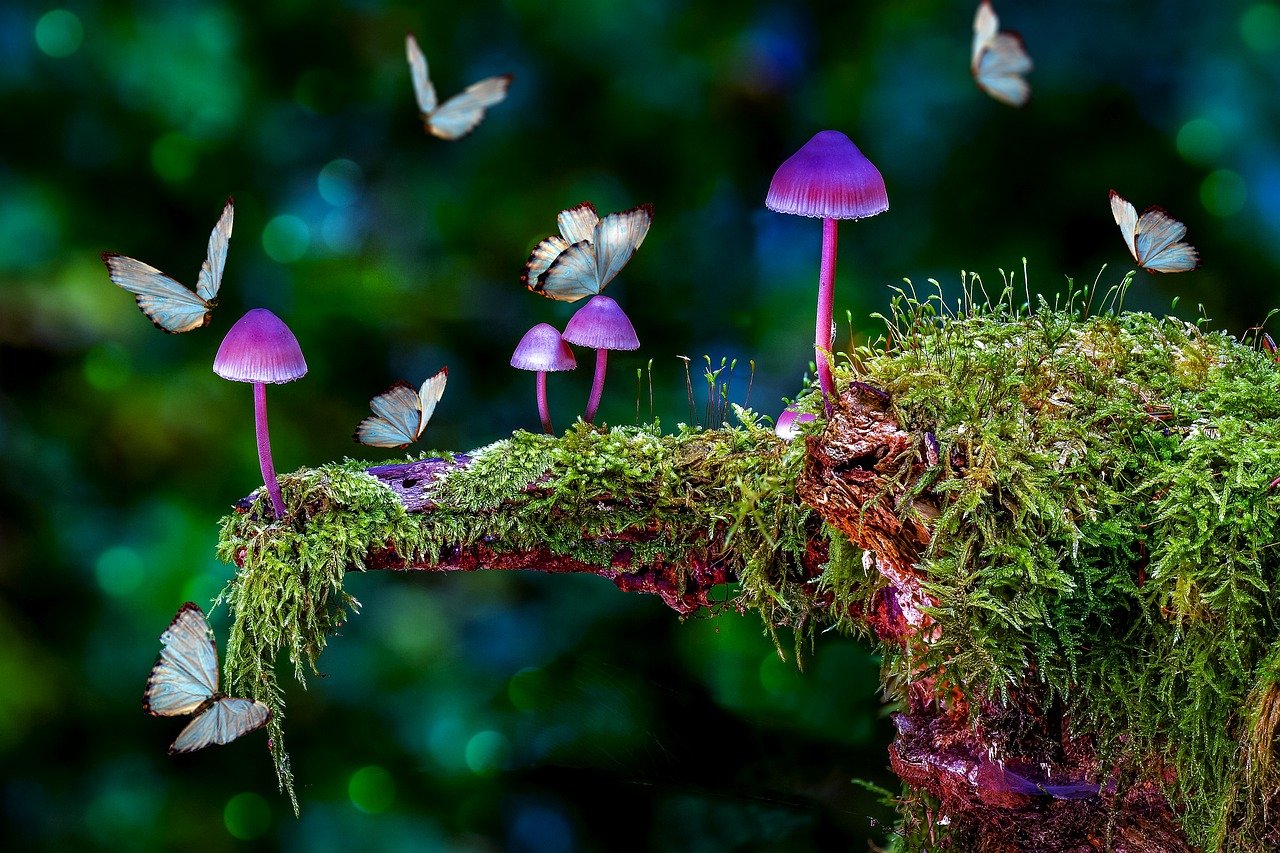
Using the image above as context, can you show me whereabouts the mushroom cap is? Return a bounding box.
[775,407,817,440]
[765,130,889,220]
[511,323,578,372]
[561,295,640,351]
[213,308,308,383]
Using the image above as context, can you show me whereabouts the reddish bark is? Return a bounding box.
[328,384,1195,850]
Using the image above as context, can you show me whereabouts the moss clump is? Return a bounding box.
[216,416,819,810]
[214,278,1280,846]
[821,284,1280,850]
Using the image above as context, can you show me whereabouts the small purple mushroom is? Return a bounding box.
[774,407,816,440]
[213,308,308,519]
[560,295,639,424]
[511,323,577,434]
[766,130,888,405]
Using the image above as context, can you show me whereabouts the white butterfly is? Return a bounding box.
[406,34,511,140]
[143,602,270,754]
[355,367,448,448]
[1109,190,1201,274]
[102,198,233,333]
[522,202,654,302]
[971,1,1032,108]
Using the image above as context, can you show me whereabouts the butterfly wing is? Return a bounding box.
[405,33,438,115]
[971,1,999,70]
[194,198,233,304]
[415,367,449,437]
[143,602,219,717]
[355,381,424,447]
[522,235,572,289]
[1109,190,1140,261]
[169,697,271,754]
[972,2,1032,107]
[1134,206,1200,273]
[557,202,600,244]
[102,253,213,334]
[427,75,512,141]
[534,240,600,301]
[593,204,653,289]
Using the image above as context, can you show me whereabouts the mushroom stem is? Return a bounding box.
[584,348,609,424]
[536,371,553,434]
[254,381,286,519]
[816,216,839,408]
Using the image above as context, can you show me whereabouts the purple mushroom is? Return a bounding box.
[560,295,639,424]
[774,406,816,440]
[511,323,577,434]
[212,308,308,519]
[766,130,888,405]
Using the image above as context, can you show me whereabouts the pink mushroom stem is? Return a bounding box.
[584,349,608,424]
[816,217,838,406]
[254,382,286,519]
[536,371,553,434]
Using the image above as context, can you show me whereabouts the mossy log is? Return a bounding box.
[217,305,1280,850]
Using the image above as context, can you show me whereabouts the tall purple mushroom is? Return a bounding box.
[511,323,577,434]
[213,308,308,519]
[766,130,888,404]
[561,295,639,424]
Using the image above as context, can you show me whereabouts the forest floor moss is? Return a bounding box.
[215,283,1280,848]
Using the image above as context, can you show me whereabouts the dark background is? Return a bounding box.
[1,0,1278,849]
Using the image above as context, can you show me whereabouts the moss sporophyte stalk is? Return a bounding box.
[215,290,1280,850]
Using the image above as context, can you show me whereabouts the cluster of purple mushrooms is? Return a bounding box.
[211,130,888,520]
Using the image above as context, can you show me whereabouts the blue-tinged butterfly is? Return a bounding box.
[102,198,233,333]
[143,602,270,754]
[355,367,448,447]
[1109,190,1201,274]
[971,1,1032,107]
[522,203,654,302]
[406,34,511,141]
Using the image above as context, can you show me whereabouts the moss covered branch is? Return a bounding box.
[215,294,1280,851]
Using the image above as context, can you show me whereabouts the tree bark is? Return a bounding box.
[323,384,1196,852]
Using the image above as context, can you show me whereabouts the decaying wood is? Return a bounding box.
[327,384,1194,851]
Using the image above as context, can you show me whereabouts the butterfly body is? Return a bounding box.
[355,367,448,448]
[103,198,233,333]
[143,602,270,754]
[522,203,653,302]
[406,34,511,140]
[971,1,1032,107]
[1109,190,1200,274]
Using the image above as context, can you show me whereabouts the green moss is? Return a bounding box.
[215,417,821,811]
[214,279,1280,846]
[839,282,1280,850]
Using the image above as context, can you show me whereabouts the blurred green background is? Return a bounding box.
[1,0,1278,849]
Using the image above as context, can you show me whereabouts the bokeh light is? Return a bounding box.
[224,791,272,840]
[262,214,310,262]
[348,765,396,814]
[34,10,82,58]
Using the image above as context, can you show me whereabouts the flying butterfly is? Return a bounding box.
[971,1,1033,107]
[406,34,511,140]
[102,198,233,333]
[1109,190,1201,274]
[143,602,270,754]
[355,367,448,448]
[522,202,654,302]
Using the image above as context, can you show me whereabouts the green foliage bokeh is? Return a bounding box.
[1,0,1279,849]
